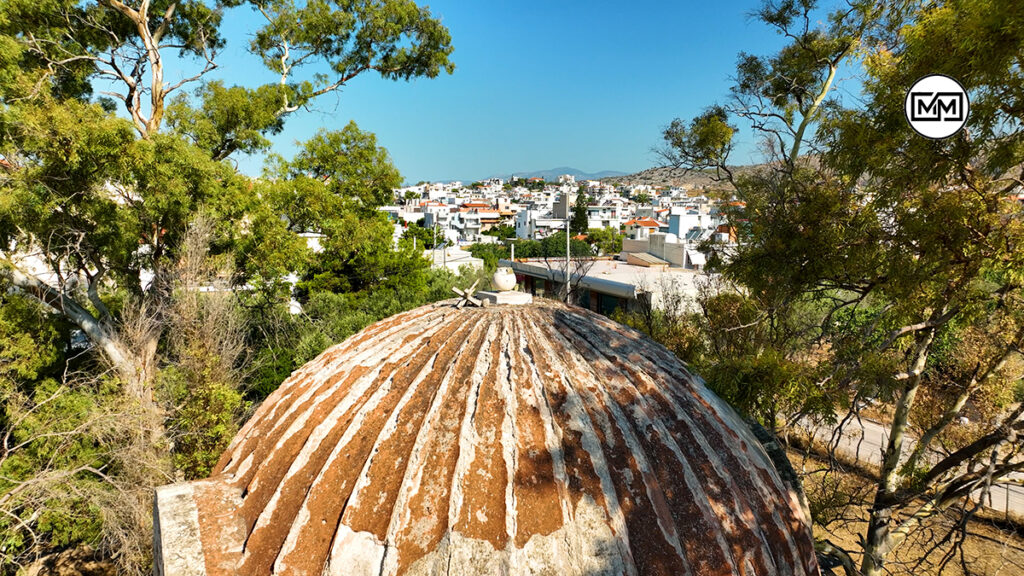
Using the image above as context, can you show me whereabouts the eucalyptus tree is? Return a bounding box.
[0,3,452,567]
[659,0,873,433]
[660,1,1024,573]
[0,0,453,398]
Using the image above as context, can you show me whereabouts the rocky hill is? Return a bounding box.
[601,164,763,189]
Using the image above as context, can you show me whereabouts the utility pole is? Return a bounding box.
[502,238,516,262]
[565,219,570,266]
[565,218,571,302]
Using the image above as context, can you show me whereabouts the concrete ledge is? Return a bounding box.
[153,483,207,576]
[475,290,534,306]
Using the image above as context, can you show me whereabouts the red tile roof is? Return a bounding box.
[624,217,663,228]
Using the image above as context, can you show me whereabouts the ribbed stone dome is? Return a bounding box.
[154,300,819,576]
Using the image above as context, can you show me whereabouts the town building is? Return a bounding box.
[515,208,565,239]
[622,231,713,270]
[503,256,704,315]
[389,175,733,248]
[623,217,664,240]
[425,245,483,272]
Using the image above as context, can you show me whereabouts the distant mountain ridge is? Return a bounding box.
[498,167,629,181]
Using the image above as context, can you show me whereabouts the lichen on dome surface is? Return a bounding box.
[154,299,820,576]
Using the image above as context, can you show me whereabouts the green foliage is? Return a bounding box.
[241,122,411,296]
[540,232,592,258]
[514,178,547,192]
[717,0,1024,434]
[0,0,454,137]
[482,224,516,240]
[0,295,123,566]
[166,81,287,160]
[803,467,862,530]
[0,292,61,386]
[466,243,505,271]
[298,212,429,295]
[508,239,542,258]
[660,2,1024,572]
[160,362,243,479]
[612,307,705,366]
[465,233,593,271]
[243,265,477,400]
[267,122,402,213]
[700,351,818,425]
[616,288,832,426]
[0,0,455,570]
[0,381,110,559]
[232,186,311,287]
[584,227,623,255]
[660,106,736,173]
[1,97,250,302]
[250,0,455,88]
[466,233,590,265]
[570,192,590,236]
[402,221,438,249]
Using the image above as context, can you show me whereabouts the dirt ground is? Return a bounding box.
[789,448,1024,576]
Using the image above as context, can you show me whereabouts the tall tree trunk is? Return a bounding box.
[7,265,164,409]
[862,496,894,576]
[861,328,935,576]
[118,335,161,410]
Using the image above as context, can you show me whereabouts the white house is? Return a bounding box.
[516,209,565,239]
[623,217,664,240]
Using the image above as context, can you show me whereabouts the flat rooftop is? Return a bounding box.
[504,257,702,300]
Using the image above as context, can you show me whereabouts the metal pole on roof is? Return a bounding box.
[565,218,570,299]
[565,219,570,267]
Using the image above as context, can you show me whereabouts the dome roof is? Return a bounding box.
[154,300,819,576]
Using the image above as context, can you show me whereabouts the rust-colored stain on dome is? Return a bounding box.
[155,300,820,576]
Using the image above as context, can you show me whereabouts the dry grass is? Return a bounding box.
[789,447,1024,575]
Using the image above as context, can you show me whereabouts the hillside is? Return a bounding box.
[601,165,757,189]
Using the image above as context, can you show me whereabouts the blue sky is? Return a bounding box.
[190,1,825,183]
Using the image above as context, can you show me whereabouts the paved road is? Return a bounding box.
[797,416,1024,518]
